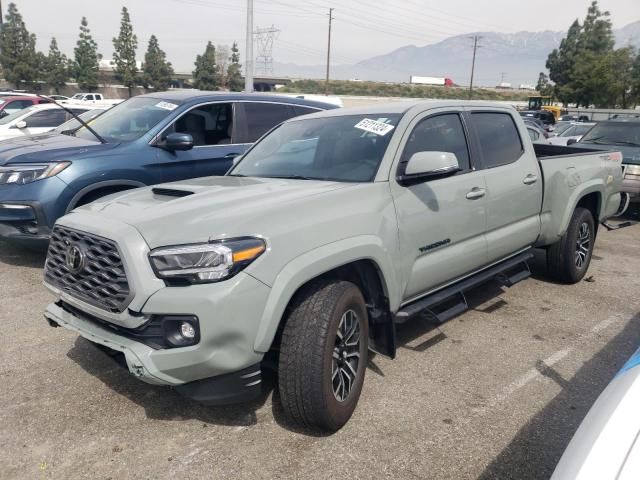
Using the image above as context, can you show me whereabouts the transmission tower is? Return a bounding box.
[254,25,280,76]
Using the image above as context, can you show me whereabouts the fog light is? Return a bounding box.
[180,321,196,339]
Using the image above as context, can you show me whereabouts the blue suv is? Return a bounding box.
[0,92,336,241]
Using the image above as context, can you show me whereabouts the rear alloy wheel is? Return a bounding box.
[278,280,368,432]
[547,207,595,283]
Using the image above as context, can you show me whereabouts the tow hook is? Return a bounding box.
[130,365,145,378]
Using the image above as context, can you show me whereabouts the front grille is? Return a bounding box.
[44,226,132,313]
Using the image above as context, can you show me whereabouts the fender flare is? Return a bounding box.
[65,180,147,213]
[252,235,400,353]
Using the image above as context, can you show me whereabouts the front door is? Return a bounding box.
[155,102,248,181]
[390,110,488,302]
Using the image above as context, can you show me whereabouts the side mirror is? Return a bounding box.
[398,151,460,186]
[14,120,27,129]
[567,138,577,146]
[164,132,193,151]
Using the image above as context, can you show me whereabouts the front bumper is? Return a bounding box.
[622,170,640,202]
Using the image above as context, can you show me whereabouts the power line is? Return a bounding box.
[254,25,280,75]
[244,0,253,91]
[468,35,482,99]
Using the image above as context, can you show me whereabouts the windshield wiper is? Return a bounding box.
[608,140,640,147]
[37,94,106,144]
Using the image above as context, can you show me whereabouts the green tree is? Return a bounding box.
[632,53,640,106]
[605,47,636,108]
[535,72,553,96]
[193,41,218,90]
[142,35,173,91]
[546,19,581,105]
[73,17,101,91]
[0,3,38,88]
[112,6,138,97]
[227,41,243,91]
[46,38,69,93]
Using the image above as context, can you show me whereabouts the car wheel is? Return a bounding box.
[278,279,368,432]
[547,207,595,283]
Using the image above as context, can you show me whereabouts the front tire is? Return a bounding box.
[278,280,368,432]
[547,207,595,283]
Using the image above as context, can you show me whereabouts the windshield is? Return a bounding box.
[73,97,179,143]
[580,122,640,147]
[230,114,401,182]
[553,122,573,135]
[54,109,105,134]
[0,106,35,125]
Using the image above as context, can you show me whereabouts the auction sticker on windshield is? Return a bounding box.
[155,101,178,111]
[354,118,395,136]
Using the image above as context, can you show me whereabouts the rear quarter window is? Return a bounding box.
[470,112,524,168]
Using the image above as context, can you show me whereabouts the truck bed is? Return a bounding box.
[534,143,605,159]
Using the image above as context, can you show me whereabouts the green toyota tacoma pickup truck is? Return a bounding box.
[43,101,625,431]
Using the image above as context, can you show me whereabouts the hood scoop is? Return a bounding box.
[151,187,195,198]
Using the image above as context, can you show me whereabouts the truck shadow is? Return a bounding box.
[477,312,640,480]
[0,239,47,268]
[66,336,277,428]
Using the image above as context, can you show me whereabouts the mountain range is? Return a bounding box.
[274,20,640,87]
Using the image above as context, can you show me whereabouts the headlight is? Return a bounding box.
[149,237,266,284]
[0,162,71,185]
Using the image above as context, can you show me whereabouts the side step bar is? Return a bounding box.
[395,251,534,325]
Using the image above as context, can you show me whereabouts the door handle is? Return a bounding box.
[224,152,241,159]
[523,174,538,185]
[465,187,486,200]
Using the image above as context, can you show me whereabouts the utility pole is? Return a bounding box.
[324,8,334,96]
[244,0,254,92]
[468,35,482,100]
[0,0,4,26]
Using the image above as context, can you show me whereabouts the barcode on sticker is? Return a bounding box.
[354,118,395,136]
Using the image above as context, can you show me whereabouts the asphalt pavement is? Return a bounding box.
[0,218,638,479]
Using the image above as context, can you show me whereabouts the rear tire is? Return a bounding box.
[547,207,595,283]
[278,280,368,432]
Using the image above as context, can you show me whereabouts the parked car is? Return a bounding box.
[525,123,550,144]
[0,104,97,141]
[0,95,51,118]
[549,121,573,137]
[68,93,122,106]
[0,92,337,240]
[48,95,70,102]
[559,114,590,122]
[548,122,596,146]
[43,101,624,431]
[551,346,640,479]
[51,107,110,135]
[574,118,640,205]
[520,110,556,129]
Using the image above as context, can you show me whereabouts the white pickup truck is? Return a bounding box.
[66,93,122,107]
[43,101,625,431]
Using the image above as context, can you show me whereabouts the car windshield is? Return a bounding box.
[230,114,401,182]
[73,97,179,143]
[554,122,573,135]
[580,122,640,147]
[0,106,35,125]
[54,109,105,134]
[72,94,83,99]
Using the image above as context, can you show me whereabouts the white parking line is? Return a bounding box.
[472,314,628,415]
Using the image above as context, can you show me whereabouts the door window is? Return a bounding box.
[470,112,523,168]
[169,103,234,146]
[527,127,540,141]
[24,109,67,128]
[400,113,471,172]
[5,99,34,114]
[243,103,297,143]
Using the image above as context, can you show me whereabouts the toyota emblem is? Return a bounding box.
[65,243,86,274]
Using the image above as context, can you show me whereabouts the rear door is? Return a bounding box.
[467,110,542,262]
[234,101,311,144]
[389,109,488,300]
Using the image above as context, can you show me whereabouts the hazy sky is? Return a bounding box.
[11,0,640,72]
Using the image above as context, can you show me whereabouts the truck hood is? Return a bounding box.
[77,176,354,248]
[574,143,640,165]
[0,133,116,165]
